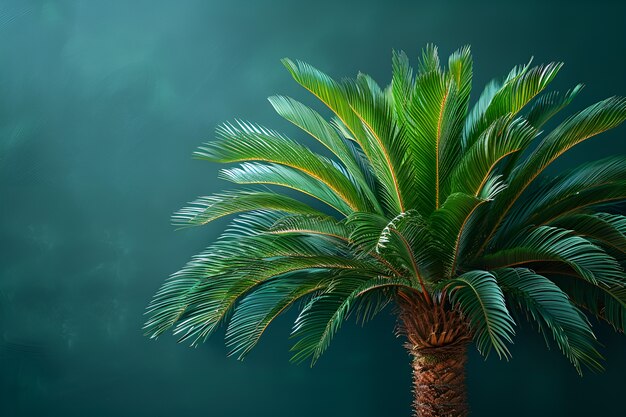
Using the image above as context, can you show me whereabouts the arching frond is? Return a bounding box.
[268,214,352,240]
[551,213,626,254]
[553,277,626,333]
[517,97,626,187]
[494,156,626,242]
[525,84,583,129]
[219,162,352,215]
[494,268,603,374]
[175,254,386,346]
[196,121,368,212]
[281,58,368,147]
[449,117,536,197]
[225,273,334,359]
[290,275,413,365]
[463,78,501,147]
[171,189,323,227]
[144,211,283,338]
[431,192,493,279]
[463,61,562,149]
[268,95,382,213]
[482,98,626,251]
[482,226,624,285]
[345,211,391,254]
[446,270,516,358]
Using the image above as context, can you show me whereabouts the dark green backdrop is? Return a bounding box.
[1,1,625,416]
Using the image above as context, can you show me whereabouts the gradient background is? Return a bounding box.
[1,1,625,416]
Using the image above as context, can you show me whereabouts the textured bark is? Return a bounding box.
[410,344,468,417]
[396,291,471,416]
[397,292,470,349]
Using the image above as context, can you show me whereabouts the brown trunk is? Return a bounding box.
[410,344,468,417]
[396,291,471,417]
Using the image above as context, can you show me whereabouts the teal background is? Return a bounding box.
[1,0,625,416]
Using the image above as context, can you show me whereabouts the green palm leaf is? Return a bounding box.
[196,120,368,212]
[497,156,626,239]
[225,273,333,359]
[525,84,583,129]
[482,226,623,285]
[555,278,626,333]
[481,98,626,251]
[446,270,516,358]
[494,268,602,374]
[551,213,626,254]
[449,117,536,197]
[463,61,562,148]
[219,162,353,215]
[290,275,413,364]
[403,45,470,212]
[172,189,323,227]
[268,95,382,213]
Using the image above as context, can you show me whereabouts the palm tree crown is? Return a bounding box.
[145,45,626,380]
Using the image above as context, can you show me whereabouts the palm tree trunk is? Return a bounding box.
[410,344,468,417]
[396,291,471,416]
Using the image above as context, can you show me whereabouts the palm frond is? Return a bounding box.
[483,98,626,250]
[554,277,626,333]
[343,73,411,213]
[447,45,473,108]
[144,211,282,337]
[268,95,382,213]
[225,273,332,359]
[550,213,626,254]
[195,120,367,212]
[268,213,351,240]
[482,226,624,286]
[345,211,391,254]
[463,61,562,149]
[494,268,603,374]
[290,275,413,364]
[518,97,626,186]
[449,116,536,197]
[431,191,498,280]
[281,58,368,146]
[495,156,626,240]
[219,162,353,215]
[403,45,469,212]
[172,189,323,227]
[376,210,432,289]
[463,79,501,147]
[281,58,391,202]
[525,84,583,129]
[446,270,516,358]
[391,50,414,123]
[174,254,386,346]
[439,46,473,200]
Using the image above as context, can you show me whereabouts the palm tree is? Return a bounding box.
[144,45,626,416]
